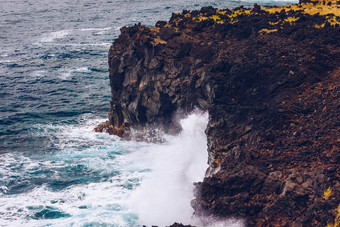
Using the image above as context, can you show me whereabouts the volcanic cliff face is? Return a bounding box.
[97,0,340,225]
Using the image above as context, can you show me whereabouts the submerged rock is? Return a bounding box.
[98,0,340,225]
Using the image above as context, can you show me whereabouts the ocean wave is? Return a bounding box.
[0,112,243,226]
[79,27,113,32]
[0,114,149,226]
[30,70,47,78]
[55,67,95,80]
[39,30,71,43]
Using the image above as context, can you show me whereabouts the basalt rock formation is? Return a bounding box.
[96,0,340,225]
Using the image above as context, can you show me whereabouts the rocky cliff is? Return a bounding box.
[96,0,340,225]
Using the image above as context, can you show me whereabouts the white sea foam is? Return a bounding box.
[49,43,111,46]
[79,27,112,32]
[56,67,90,80]
[59,71,72,80]
[0,52,9,57]
[33,114,115,149]
[30,70,47,78]
[0,115,147,226]
[0,181,137,226]
[38,27,113,45]
[0,113,244,226]
[0,59,16,64]
[75,67,90,72]
[270,0,297,1]
[40,30,70,43]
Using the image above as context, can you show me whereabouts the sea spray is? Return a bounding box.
[127,111,209,226]
[0,115,148,226]
[0,113,244,226]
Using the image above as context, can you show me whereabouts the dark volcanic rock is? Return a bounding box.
[98,0,340,226]
[142,223,194,227]
[168,223,194,227]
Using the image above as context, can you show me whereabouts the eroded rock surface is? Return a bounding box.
[97,0,340,225]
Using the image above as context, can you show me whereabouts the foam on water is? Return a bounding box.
[80,27,113,32]
[30,70,48,78]
[0,112,244,226]
[40,30,71,43]
[54,67,91,80]
[0,114,148,226]
[49,43,111,46]
[0,180,139,226]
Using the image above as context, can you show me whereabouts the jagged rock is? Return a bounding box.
[142,223,194,227]
[168,223,194,227]
[97,0,340,226]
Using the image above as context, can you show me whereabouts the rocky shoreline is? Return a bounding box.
[96,0,339,225]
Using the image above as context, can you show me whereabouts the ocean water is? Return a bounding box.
[0,0,296,226]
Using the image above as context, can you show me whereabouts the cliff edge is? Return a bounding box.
[96,0,340,225]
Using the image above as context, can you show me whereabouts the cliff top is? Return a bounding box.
[143,0,339,40]
[267,0,340,16]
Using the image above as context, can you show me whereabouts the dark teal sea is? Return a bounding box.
[0,0,295,226]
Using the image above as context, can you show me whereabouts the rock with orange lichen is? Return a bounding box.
[98,0,340,225]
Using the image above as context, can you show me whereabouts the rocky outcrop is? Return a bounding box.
[97,0,340,225]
